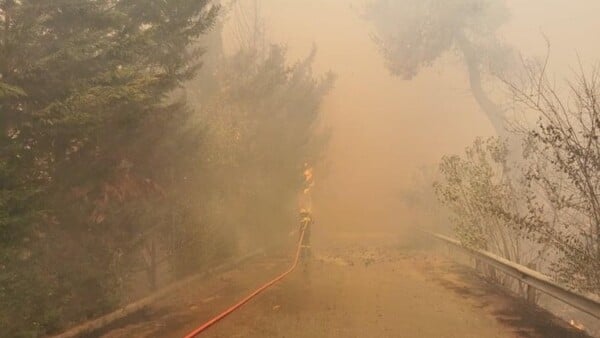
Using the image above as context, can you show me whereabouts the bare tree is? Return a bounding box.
[505,59,600,293]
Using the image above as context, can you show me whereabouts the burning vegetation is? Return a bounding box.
[1,0,600,337]
[0,1,331,336]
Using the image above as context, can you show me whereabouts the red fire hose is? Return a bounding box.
[183,229,306,338]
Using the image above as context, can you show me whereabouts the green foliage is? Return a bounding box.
[434,137,532,264]
[437,62,600,295]
[1,1,218,336]
[0,2,332,335]
[184,38,334,254]
[507,62,600,293]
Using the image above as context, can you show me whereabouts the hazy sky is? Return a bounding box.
[229,0,600,232]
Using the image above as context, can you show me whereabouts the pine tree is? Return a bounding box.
[0,1,218,336]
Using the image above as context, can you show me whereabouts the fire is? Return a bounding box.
[303,163,314,195]
[299,163,314,212]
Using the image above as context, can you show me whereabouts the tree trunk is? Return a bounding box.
[455,33,507,138]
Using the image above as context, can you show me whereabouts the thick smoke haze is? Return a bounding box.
[3,1,599,336]
[235,0,600,233]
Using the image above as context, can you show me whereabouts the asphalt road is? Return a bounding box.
[96,232,591,338]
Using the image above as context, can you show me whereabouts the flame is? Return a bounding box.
[299,163,314,212]
[303,164,314,195]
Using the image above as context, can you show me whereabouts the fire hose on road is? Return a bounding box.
[183,227,307,338]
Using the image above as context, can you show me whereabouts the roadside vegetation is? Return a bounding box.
[368,0,600,297]
[0,1,332,336]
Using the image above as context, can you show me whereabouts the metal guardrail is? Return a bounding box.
[426,231,600,320]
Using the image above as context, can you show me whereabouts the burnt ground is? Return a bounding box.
[92,231,593,338]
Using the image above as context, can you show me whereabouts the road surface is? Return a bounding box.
[92,232,590,338]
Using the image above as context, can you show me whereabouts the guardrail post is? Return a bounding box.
[525,262,537,304]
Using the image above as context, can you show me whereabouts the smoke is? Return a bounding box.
[248,0,600,237]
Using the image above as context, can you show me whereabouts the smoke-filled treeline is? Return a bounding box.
[0,1,332,337]
[367,0,600,298]
[365,0,513,138]
[433,64,600,295]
